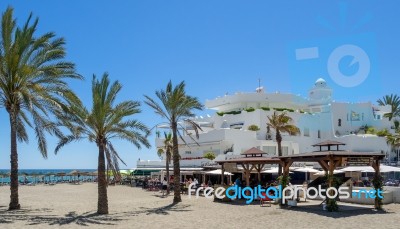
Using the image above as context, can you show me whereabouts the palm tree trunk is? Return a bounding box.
[277,130,283,177]
[97,143,108,214]
[171,120,181,203]
[166,151,170,195]
[9,111,20,210]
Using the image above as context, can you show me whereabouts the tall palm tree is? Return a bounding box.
[55,73,150,214]
[267,111,300,176]
[157,132,173,194]
[377,94,400,121]
[0,7,82,210]
[145,80,203,203]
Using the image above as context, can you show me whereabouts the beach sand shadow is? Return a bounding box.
[151,193,170,199]
[0,206,124,226]
[122,202,192,216]
[48,211,123,226]
[212,198,274,207]
[284,203,394,219]
[0,207,56,225]
[0,202,192,226]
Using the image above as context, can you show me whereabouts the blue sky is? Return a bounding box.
[0,0,399,169]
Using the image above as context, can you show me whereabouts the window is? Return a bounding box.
[185,151,191,155]
[338,119,342,127]
[304,128,310,137]
[282,147,289,156]
[262,146,276,155]
[351,111,360,121]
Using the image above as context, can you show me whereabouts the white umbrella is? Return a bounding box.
[314,170,344,176]
[262,167,293,174]
[339,166,370,172]
[294,167,320,173]
[205,169,233,176]
[361,165,400,173]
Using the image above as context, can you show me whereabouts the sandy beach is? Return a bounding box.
[0,183,399,229]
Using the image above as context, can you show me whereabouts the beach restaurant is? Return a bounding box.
[216,140,385,209]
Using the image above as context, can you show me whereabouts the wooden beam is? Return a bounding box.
[283,159,293,176]
[318,160,329,171]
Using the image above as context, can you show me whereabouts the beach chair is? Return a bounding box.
[260,190,274,207]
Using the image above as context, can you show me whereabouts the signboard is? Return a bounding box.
[343,157,371,166]
[201,161,218,167]
[224,163,237,172]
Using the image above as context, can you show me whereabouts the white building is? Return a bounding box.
[137,78,395,169]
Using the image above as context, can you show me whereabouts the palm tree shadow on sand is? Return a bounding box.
[284,204,395,219]
[128,202,192,216]
[0,202,191,226]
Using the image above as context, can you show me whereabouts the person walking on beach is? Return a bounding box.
[162,178,168,196]
[235,177,241,187]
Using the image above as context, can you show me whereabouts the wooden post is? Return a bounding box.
[221,164,225,185]
[255,164,264,185]
[243,164,254,186]
[372,157,381,209]
[328,158,334,186]
[318,160,329,175]
[280,159,293,206]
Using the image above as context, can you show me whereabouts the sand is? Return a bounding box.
[1,183,400,229]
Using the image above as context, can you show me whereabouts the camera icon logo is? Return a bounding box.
[327,44,370,88]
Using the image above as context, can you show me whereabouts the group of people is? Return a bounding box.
[145,176,216,196]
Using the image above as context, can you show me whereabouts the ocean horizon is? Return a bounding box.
[0,169,97,174]
[0,169,99,183]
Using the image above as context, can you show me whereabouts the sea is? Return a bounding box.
[0,169,96,184]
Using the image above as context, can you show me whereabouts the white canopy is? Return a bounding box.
[262,167,293,174]
[205,169,233,176]
[340,165,400,173]
[294,167,320,173]
[314,170,344,176]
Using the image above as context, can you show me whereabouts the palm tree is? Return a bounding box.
[377,94,400,121]
[157,132,173,194]
[386,133,400,163]
[145,80,203,203]
[55,73,150,214]
[267,111,300,176]
[0,7,82,210]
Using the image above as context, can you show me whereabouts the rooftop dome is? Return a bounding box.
[315,78,327,88]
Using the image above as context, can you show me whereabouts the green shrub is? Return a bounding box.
[247,124,260,131]
[273,108,294,112]
[261,107,270,111]
[203,152,216,160]
[376,129,390,137]
[395,120,399,131]
[217,112,224,116]
[366,127,376,134]
[225,110,241,115]
[245,107,255,112]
